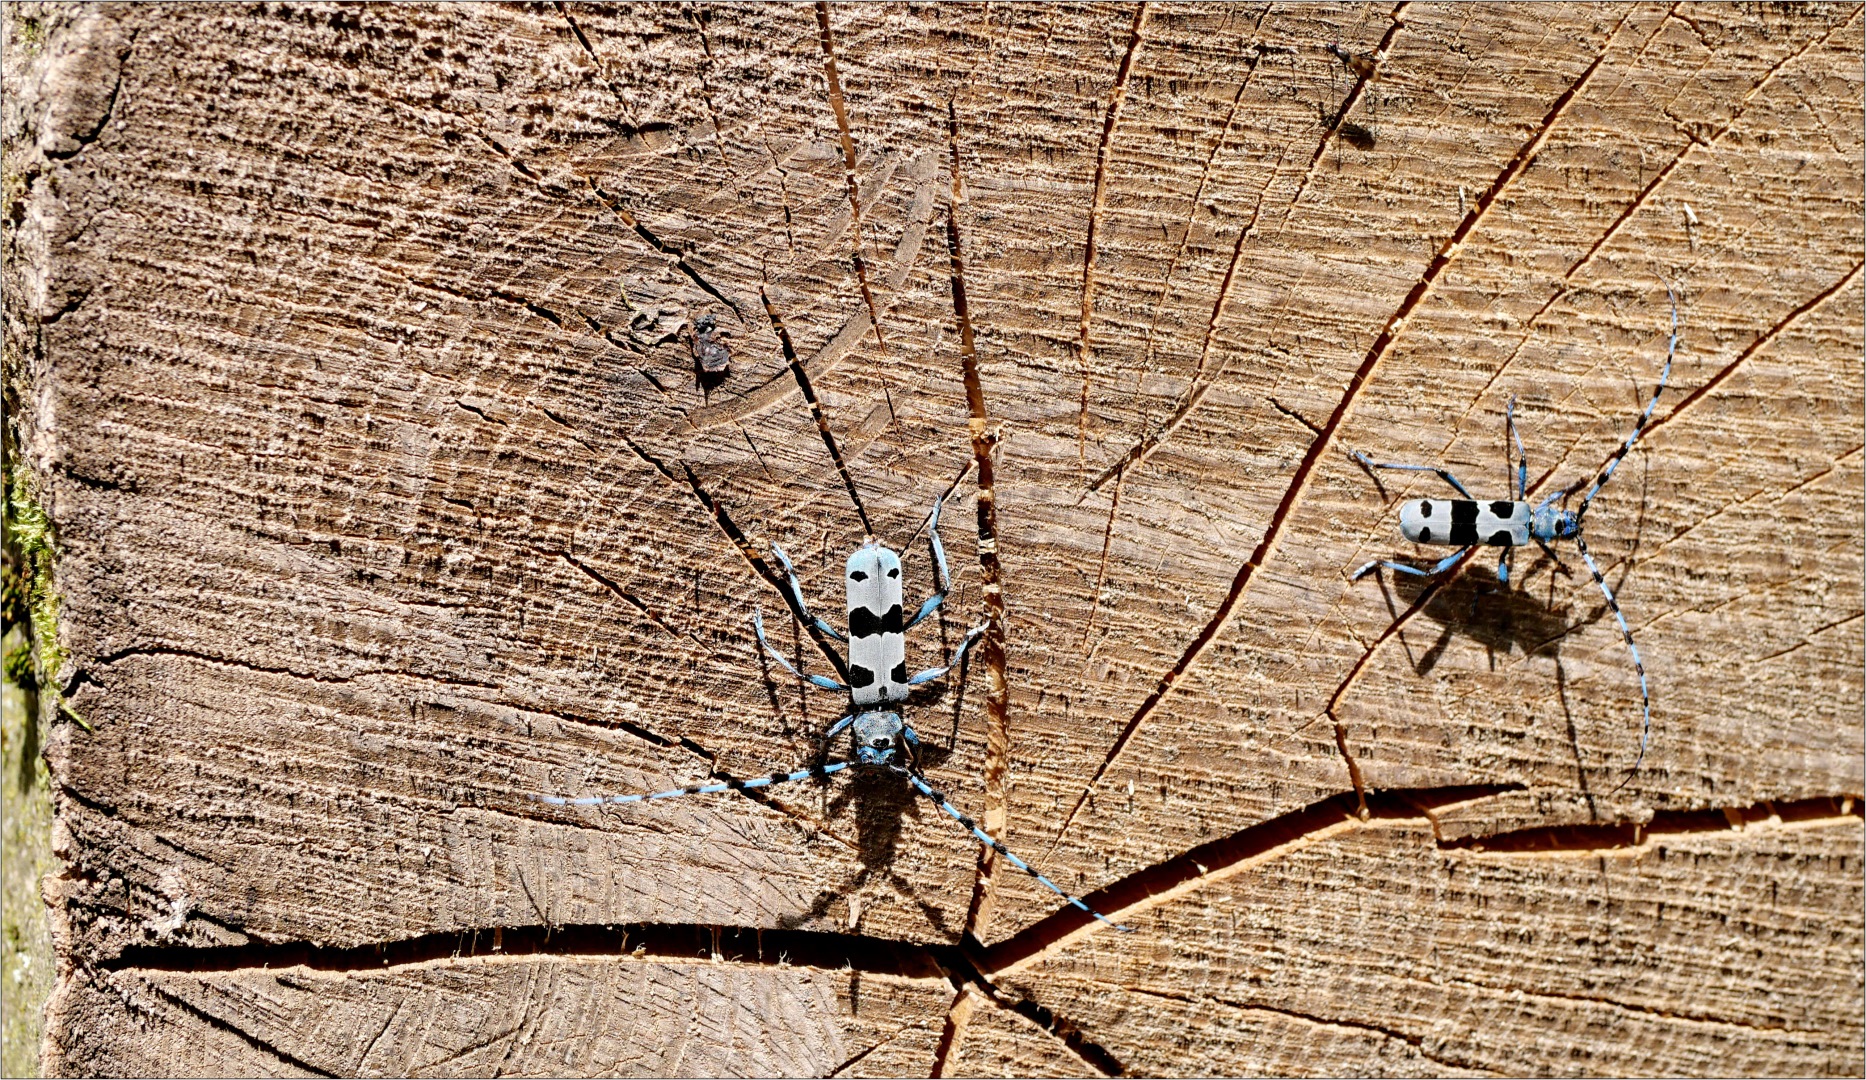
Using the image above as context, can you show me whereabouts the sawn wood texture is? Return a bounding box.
[3,2,1860,1076]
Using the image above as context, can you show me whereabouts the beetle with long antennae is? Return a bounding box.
[539,490,1134,932]
[1350,290,1678,791]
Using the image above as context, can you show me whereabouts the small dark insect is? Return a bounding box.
[1339,121,1377,151]
[1326,41,1379,81]
[690,313,732,395]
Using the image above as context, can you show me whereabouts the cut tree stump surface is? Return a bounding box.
[3,2,1861,1076]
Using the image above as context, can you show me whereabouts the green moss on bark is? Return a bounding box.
[2,462,59,1075]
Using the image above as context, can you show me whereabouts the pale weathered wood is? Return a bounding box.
[3,1,1860,1076]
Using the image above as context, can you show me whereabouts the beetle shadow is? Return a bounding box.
[1374,547,1646,676]
[769,643,977,939]
[773,767,959,938]
[1382,560,1581,676]
[1370,544,1640,806]
[1552,654,1603,815]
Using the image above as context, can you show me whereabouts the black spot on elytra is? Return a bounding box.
[849,570,867,581]
[1449,500,1479,545]
[848,664,875,688]
[1487,530,1514,546]
[887,567,899,578]
[891,662,908,684]
[1420,499,1433,517]
[848,604,903,639]
[1490,500,1516,517]
[1419,526,1434,542]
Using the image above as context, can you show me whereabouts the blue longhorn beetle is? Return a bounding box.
[1351,291,1677,787]
[541,493,1132,931]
